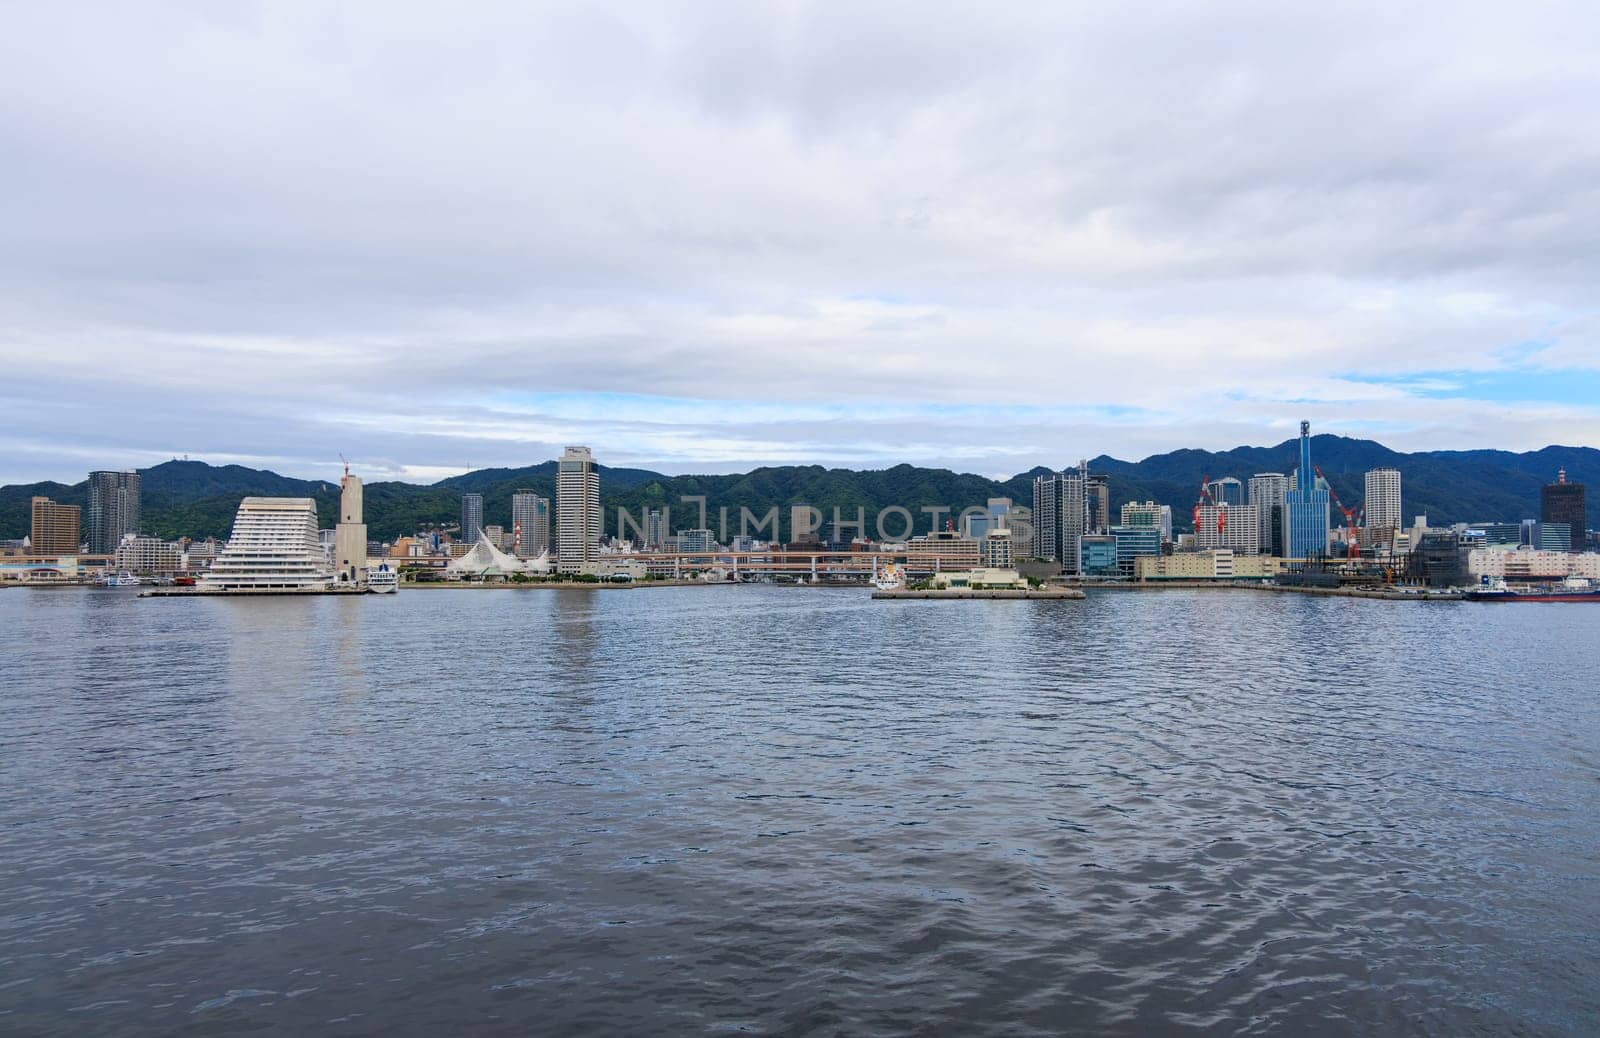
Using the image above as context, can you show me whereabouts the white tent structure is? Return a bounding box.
[445,538,551,579]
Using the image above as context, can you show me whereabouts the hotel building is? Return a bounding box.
[556,446,601,574]
[30,497,81,555]
[202,497,334,591]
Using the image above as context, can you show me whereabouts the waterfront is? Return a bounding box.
[2,586,1596,1035]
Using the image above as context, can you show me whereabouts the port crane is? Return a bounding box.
[1191,475,1226,539]
[1315,465,1363,559]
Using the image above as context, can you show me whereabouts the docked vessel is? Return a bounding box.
[1467,575,1600,602]
[100,571,142,587]
[367,563,399,594]
[872,561,905,591]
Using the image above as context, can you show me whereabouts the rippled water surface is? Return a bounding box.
[2,585,1597,1035]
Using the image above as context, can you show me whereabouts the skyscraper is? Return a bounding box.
[1085,475,1110,532]
[1285,421,1330,559]
[1066,464,1091,572]
[511,490,550,557]
[1248,473,1289,557]
[1364,468,1402,531]
[643,507,667,550]
[1540,469,1585,554]
[87,470,140,555]
[460,493,484,545]
[30,497,81,555]
[556,446,600,573]
[1031,475,1060,562]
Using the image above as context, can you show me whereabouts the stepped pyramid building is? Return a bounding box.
[203,497,334,591]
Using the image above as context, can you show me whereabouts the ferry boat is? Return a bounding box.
[99,571,142,587]
[367,563,398,594]
[873,562,905,591]
[1467,574,1600,602]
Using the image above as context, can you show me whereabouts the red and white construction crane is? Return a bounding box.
[1315,465,1363,559]
[1192,475,1226,538]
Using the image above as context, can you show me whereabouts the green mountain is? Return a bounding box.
[3,438,1594,544]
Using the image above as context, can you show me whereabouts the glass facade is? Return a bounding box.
[1079,534,1119,576]
[1110,525,1160,577]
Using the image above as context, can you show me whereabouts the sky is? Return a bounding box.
[3,2,1598,486]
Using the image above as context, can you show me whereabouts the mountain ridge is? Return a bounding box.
[3,437,1594,543]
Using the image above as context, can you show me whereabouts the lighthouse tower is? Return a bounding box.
[334,460,368,587]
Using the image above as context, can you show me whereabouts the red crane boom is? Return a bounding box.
[1315,465,1363,559]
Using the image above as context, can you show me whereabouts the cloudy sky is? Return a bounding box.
[3,2,1598,485]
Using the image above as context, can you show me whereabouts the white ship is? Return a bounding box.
[873,561,905,591]
[100,570,142,587]
[367,562,398,594]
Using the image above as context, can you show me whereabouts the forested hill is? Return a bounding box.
[3,438,1595,543]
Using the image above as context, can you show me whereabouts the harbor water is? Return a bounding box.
[2,585,1596,1035]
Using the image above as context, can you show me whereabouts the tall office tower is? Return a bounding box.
[87,470,141,555]
[1364,468,1402,531]
[1248,473,1289,557]
[1085,475,1110,533]
[511,490,550,557]
[1159,505,1172,544]
[460,493,484,545]
[556,446,601,573]
[334,468,367,585]
[643,508,667,550]
[1031,475,1060,561]
[1206,476,1245,508]
[1059,463,1088,574]
[1285,421,1330,559]
[30,496,81,555]
[1541,469,1586,554]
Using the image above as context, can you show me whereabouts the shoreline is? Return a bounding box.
[873,587,1086,600]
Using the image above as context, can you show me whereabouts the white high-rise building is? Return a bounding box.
[1364,468,1403,530]
[556,446,600,574]
[203,498,334,591]
[1196,504,1261,554]
[334,468,367,586]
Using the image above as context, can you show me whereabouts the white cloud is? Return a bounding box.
[1,1,1598,483]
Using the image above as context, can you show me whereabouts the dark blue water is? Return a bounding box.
[2,585,1596,1035]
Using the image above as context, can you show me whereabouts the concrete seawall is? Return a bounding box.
[872,588,1086,600]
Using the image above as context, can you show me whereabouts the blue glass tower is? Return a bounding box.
[1286,420,1330,559]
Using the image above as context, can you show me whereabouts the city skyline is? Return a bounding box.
[4,5,1600,486]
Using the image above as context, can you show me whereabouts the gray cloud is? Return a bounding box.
[2,2,1598,484]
